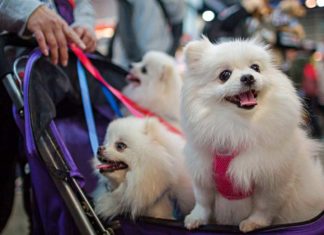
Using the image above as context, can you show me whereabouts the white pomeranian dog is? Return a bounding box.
[181,37,324,232]
[122,51,182,129]
[94,117,194,220]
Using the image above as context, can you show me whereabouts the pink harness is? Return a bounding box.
[213,152,253,200]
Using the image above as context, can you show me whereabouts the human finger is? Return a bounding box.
[74,27,86,38]
[81,30,97,52]
[85,39,97,53]
[53,25,69,66]
[34,29,49,56]
[63,24,86,50]
[44,29,59,65]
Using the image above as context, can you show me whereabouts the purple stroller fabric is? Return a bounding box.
[14,50,80,234]
[15,49,324,235]
[14,49,119,234]
[114,213,324,235]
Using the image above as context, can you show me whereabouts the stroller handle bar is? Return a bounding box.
[0,33,36,78]
[0,34,36,112]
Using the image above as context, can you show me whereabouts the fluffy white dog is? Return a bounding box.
[181,37,324,232]
[122,51,182,128]
[94,117,194,220]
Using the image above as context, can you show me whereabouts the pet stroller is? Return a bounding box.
[1,34,324,235]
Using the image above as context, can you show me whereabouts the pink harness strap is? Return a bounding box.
[213,152,253,200]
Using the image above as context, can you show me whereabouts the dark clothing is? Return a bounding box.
[0,82,19,232]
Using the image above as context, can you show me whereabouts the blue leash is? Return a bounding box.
[77,60,123,154]
[77,60,99,155]
[101,86,123,117]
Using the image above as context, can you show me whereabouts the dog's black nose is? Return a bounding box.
[240,74,255,86]
[128,63,133,70]
[97,146,106,156]
[98,155,107,163]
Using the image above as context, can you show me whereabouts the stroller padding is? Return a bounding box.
[27,55,127,193]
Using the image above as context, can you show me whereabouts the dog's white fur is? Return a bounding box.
[181,38,324,232]
[94,117,194,220]
[122,51,182,128]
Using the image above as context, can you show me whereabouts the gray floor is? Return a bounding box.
[2,178,29,235]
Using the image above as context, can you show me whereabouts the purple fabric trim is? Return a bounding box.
[24,49,42,157]
[22,49,80,234]
[24,48,84,186]
[54,112,110,193]
[263,213,324,234]
[55,0,74,25]
[116,214,324,235]
[49,122,85,186]
[85,53,102,60]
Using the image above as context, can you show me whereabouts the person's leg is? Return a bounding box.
[0,83,19,232]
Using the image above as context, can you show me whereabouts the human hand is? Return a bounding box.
[27,5,86,66]
[73,26,97,53]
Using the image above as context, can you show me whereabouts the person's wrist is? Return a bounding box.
[19,3,45,36]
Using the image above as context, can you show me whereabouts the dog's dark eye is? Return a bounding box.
[250,64,260,73]
[141,66,147,74]
[115,141,127,152]
[219,70,232,82]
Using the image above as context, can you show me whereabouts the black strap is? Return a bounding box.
[155,0,171,27]
[116,0,142,63]
[155,0,183,55]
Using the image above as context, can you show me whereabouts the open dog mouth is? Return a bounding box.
[96,160,128,173]
[225,89,258,110]
[126,73,141,86]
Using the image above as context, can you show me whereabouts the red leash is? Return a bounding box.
[70,45,183,136]
[67,0,76,8]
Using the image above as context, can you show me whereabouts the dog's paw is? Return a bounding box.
[239,217,270,233]
[184,206,210,230]
[94,194,120,219]
[184,214,207,230]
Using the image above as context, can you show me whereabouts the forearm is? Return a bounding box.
[0,0,43,35]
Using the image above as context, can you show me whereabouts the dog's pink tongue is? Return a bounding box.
[126,74,134,80]
[96,164,113,170]
[239,90,257,106]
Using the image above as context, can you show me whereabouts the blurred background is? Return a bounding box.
[91,1,324,140]
[2,0,324,234]
[91,0,324,139]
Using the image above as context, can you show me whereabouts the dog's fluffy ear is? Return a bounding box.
[184,36,211,68]
[144,117,171,147]
[144,117,161,137]
[249,36,268,49]
[160,64,174,81]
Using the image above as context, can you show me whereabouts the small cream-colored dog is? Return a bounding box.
[181,37,324,232]
[94,117,194,220]
[122,51,182,128]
